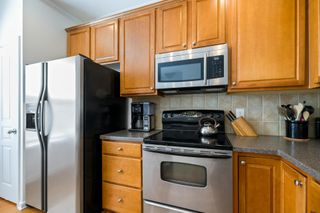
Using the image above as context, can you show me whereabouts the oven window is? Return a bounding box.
[158,58,204,82]
[161,162,207,187]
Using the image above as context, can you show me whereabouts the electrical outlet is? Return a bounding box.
[236,108,245,118]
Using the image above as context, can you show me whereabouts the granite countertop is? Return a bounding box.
[228,134,320,182]
[100,129,161,142]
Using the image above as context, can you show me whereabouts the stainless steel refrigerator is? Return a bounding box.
[25,55,126,213]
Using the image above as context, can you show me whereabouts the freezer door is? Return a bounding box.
[46,56,82,213]
[25,63,43,210]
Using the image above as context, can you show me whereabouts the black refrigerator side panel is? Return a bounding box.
[83,59,127,213]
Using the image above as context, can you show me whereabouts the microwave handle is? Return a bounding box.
[203,53,207,86]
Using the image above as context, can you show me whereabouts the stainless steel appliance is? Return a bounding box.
[155,44,228,93]
[130,102,155,132]
[143,110,233,213]
[25,56,126,213]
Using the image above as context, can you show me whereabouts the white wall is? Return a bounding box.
[0,0,23,45]
[23,0,79,64]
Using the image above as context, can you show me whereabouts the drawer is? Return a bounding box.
[102,182,141,213]
[102,155,142,188]
[102,141,141,158]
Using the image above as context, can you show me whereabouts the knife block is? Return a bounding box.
[231,116,258,137]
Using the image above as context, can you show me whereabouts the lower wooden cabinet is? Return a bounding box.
[308,179,320,213]
[236,153,317,213]
[102,182,141,213]
[102,140,142,213]
[238,155,280,213]
[281,162,306,213]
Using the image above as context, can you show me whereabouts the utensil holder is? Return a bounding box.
[285,120,308,139]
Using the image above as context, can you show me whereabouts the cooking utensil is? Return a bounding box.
[302,111,310,121]
[278,106,290,120]
[303,105,315,115]
[293,103,304,121]
[199,117,220,136]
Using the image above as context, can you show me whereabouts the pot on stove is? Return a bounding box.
[199,117,220,136]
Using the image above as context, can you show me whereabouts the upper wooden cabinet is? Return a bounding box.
[67,27,90,58]
[228,0,306,91]
[156,1,188,53]
[238,156,280,213]
[308,179,320,213]
[191,0,225,48]
[120,9,156,96]
[90,19,119,63]
[280,162,306,213]
[309,0,320,88]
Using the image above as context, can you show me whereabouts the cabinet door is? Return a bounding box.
[191,0,225,48]
[156,1,187,53]
[91,19,119,63]
[67,27,90,57]
[308,179,320,213]
[228,0,306,91]
[309,0,320,87]
[239,156,280,213]
[281,162,306,213]
[120,9,156,96]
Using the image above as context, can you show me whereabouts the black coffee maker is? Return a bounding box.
[130,102,155,132]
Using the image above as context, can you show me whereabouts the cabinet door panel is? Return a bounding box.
[309,0,320,87]
[281,162,306,213]
[156,1,187,53]
[120,10,156,96]
[228,0,306,90]
[191,0,225,48]
[91,19,118,63]
[308,179,320,213]
[67,27,90,57]
[239,156,280,213]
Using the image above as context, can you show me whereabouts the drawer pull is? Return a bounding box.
[294,179,303,187]
[117,147,123,151]
[117,169,123,173]
[117,198,123,203]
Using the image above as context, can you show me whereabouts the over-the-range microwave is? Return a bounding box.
[155,44,228,93]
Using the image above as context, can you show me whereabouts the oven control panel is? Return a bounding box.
[143,144,232,158]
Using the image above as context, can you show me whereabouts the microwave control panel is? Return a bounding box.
[207,55,224,79]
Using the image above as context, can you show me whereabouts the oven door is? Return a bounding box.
[143,147,233,213]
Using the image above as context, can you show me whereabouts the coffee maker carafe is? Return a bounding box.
[130,102,155,132]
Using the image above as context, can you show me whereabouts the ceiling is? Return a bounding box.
[45,0,161,22]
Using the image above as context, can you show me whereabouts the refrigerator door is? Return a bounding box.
[46,56,82,213]
[25,63,44,210]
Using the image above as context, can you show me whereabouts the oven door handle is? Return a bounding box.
[143,147,232,159]
[144,200,199,213]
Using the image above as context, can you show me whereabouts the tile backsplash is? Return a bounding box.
[133,90,320,137]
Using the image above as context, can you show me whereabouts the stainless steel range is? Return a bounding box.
[143,110,233,213]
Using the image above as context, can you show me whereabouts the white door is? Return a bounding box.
[0,37,20,203]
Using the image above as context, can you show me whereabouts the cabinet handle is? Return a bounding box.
[117,169,123,173]
[182,43,187,48]
[232,81,236,86]
[117,147,123,151]
[150,87,154,90]
[192,41,197,46]
[294,179,303,187]
[117,198,123,203]
[240,160,246,165]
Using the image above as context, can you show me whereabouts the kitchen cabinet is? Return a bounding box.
[90,19,119,63]
[102,140,142,213]
[228,0,306,91]
[309,0,320,88]
[67,27,91,57]
[191,0,225,48]
[120,9,156,96]
[156,0,188,53]
[280,162,306,213]
[308,179,320,213]
[238,155,280,213]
